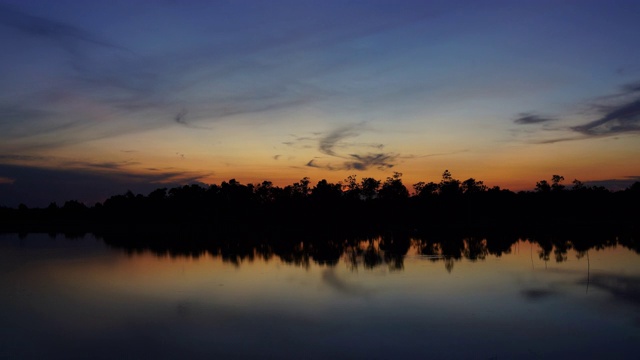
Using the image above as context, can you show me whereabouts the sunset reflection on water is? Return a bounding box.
[1,233,638,359]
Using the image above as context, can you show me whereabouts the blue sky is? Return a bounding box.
[1,0,639,206]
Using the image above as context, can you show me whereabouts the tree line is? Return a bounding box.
[1,170,639,235]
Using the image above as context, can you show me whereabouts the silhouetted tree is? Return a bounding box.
[342,175,360,196]
[439,170,461,196]
[379,172,409,200]
[413,181,438,198]
[572,179,586,191]
[535,179,551,192]
[63,200,87,212]
[148,188,167,202]
[285,177,311,199]
[311,179,342,200]
[461,178,487,194]
[254,180,276,203]
[360,177,381,200]
[551,175,565,191]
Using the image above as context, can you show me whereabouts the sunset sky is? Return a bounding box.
[1,0,639,206]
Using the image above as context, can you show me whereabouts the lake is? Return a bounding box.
[1,232,639,359]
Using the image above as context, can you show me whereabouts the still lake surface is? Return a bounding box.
[1,232,639,359]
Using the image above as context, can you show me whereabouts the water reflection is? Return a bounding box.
[589,273,640,307]
[98,229,638,274]
[1,232,639,359]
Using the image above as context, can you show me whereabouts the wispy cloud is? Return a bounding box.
[306,159,321,168]
[318,125,365,156]
[293,124,461,171]
[0,2,444,153]
[174,108,189,126]
[172,108,214,130]
[0,154,52,162]
[514,113,556,125]
[621,81,640,94]
[567,82,640,138]
[572,98,640,136]
[0,6,163,149]
[514,80,640,143]
[122,169,211,185]
[67,160,141,170]
[0,4,126,52]
[0,105,52,124]
[342,153,397,171]
[534,136,583,144]
[297,124,402,171]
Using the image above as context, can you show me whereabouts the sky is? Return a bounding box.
[1,0,640,207]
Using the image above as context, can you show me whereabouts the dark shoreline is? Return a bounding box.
[2,173,638,248]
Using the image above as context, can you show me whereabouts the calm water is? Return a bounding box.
[1,233,639,359]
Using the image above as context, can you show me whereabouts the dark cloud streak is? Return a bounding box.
[0,154,52,162]
[0,4,127,52]
[514,113,556,125]
[67,160,141,170]
[318,125,364,157]
[306,159,321,168]
[174,108,189,126]
[515,80,640,143]
[302,124,401,171]
[572,98,640,136]
[0,164,210,207]
[344,153,396,171]
[0,2,442,150]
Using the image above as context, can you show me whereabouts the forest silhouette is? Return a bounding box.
[2,171,639,242]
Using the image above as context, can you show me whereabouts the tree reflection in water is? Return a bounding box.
[95,228,638,273]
